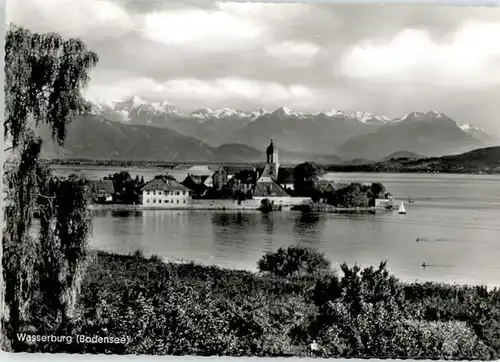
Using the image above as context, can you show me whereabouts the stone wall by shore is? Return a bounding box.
[89,196,312,211]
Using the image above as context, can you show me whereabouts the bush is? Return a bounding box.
[257,246,332,278]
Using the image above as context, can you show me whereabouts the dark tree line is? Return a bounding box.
[99,172,145,204]
[292,162,388,207]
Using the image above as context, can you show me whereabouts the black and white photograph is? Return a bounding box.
[2,0,500,359]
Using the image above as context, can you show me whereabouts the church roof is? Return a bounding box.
[260,163,279,178]
[253,180,290,197]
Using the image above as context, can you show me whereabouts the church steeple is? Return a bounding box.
[266,139,275,163]
[264,139,279,180]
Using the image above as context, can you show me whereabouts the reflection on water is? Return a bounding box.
[84,172,500,287]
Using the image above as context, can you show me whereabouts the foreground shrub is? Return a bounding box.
[257,246,332,278]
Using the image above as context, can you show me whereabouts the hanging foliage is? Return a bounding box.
[2,23,98,350]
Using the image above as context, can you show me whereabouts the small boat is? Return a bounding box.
[422,262,427,268]
[408,196,415,204]
[398,202,406,215]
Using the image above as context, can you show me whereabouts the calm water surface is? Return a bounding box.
[52,166,500,287]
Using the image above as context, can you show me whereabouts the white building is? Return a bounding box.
[141,175,192,207]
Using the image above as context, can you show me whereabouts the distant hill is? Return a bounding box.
[37,115,341,164]
[381,151,425,161]
[336,112,485,160]
[440,146,500,166]
[343,158,376,165]
[39,115,217,162]
[325,146,500,174]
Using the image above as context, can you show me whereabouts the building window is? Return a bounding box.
[183,200,186,204]
[158,191,162,195]
[153,199,156,203]
[165,200,169,203]
[159,200,162,203]
[176,191,180,195]
[171,200,173,203]
[182,191,185,195]
[146,199,149,203]
[147,191,150,195]
[177,200,179,204]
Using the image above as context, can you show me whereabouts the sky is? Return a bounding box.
[6,0,500,135]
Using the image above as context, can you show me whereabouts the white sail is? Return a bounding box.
[398,202,406,214]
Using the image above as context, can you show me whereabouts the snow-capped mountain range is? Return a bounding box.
[84,96,498,158]
[87,96,492,133]
[87,96,400,125]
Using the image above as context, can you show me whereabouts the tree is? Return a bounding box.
[370,183,386,199]
[257,246,331,278]
[2,24,98,351]
[293,162,323,198]
[333,183,370,208]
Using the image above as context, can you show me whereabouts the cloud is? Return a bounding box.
[217,1,306,20]
[83,73,158,101]
[139,7,264,49]
[7,0,134,39]
[6,0,500,135]
[340,21,500,86]
[84,74,315,107]
[266,41,320,65]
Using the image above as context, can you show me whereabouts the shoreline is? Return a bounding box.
[89,203,291,211]
[35,160,500,176]
[89,203,390,213]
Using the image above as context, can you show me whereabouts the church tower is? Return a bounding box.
[265,139,279,180]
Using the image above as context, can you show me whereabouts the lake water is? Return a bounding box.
[52,166,500,287]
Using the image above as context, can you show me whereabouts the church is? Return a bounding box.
[251,140,291,199]
[225,139,290,200]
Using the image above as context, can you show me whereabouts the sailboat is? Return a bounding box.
[398,201,406,215]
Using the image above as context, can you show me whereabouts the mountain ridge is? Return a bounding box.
[36,96,498,164]
[87,97,497,157]
[37,115,343,164]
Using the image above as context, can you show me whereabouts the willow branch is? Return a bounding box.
[37,194,57,199]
